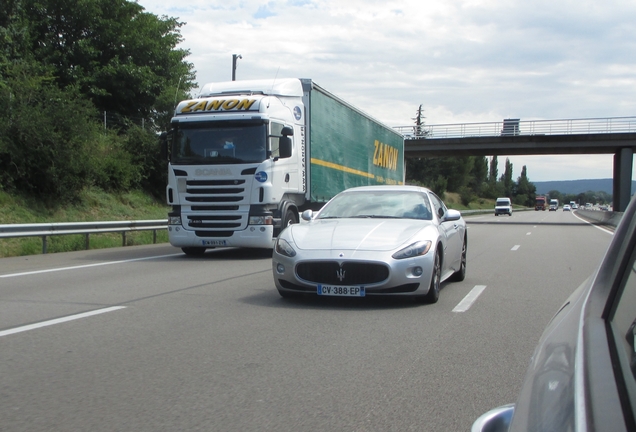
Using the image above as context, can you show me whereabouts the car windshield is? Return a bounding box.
[317,190,433,220]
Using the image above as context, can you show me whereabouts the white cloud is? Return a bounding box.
[138,0,636,181]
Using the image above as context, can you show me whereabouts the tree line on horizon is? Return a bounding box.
[405,106,537,207]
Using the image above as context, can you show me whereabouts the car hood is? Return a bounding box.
[288,219,434,251]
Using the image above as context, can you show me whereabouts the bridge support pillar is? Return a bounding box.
[613,148,633,212]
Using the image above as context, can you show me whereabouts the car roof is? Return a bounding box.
[340,185,433,194]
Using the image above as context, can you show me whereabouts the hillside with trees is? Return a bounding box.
[0,0,196,204]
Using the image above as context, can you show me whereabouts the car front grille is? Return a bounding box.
[296,261,389,285]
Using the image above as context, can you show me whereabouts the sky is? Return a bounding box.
[137,0,636,182]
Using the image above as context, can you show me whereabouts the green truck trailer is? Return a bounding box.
[162,78,405,255]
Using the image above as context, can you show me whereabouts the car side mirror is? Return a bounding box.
[301,210,313,221]
[472,404,515,432]
[443,209,462,222]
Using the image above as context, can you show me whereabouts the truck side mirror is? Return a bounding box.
[278,127,293,159]
[279,136,292,158]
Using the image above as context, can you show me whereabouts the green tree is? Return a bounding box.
[0,0,191,201]
[469,156,488,195]
[26,0,196,130]
[515,165,536,206]
[488,156,498,184]
[0,62,98,201]
[501,158,514,197]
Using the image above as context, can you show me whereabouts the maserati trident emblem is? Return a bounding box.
[336,268,346,282]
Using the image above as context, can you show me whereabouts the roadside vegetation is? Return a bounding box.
[0,188,169,258]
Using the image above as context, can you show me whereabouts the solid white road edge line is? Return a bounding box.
[0,253,182,278]
[453,285,487,313]
[572,211,615,235]
[0,306,126,338]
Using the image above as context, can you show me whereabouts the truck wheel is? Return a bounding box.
[182,247,206,256]
[283,210,298,228]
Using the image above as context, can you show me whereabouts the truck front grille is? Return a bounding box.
[178,173,255,234]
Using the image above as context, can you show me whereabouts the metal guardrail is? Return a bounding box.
[394,116,636,139]
[0,220,168,254]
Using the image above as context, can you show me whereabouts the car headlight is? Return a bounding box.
[275,238,296,257]
[392,241,432,260]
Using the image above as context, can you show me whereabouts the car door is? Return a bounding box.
[429,192,462,272]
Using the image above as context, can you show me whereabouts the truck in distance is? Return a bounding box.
[161,78,405,255]
[549,199,559,211]
[535,195,547,211]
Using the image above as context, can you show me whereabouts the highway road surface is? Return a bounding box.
[0,209,614,431]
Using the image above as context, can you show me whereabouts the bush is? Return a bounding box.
[459,187,474,207]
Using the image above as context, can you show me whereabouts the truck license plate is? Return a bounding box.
[202,240,227,246]
[317,285,365,297]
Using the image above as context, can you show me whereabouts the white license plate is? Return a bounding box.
[202,240,227,246]
[317,285,365,297]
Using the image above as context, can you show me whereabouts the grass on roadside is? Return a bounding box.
[0,188,170,258]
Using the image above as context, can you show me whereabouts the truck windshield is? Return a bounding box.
[171,121,267,165]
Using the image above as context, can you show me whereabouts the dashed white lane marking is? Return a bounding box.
[511,245,520,251]
[453,285,487,313]
[0,306,126,338]
[0,253,182,278]
[526,232,531,235]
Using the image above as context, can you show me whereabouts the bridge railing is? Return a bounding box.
[394,116,636,139]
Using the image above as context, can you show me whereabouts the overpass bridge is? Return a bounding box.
[394,117,636,211]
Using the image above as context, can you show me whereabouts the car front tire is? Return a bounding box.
[450,238,467,282]
[420,251,441,303]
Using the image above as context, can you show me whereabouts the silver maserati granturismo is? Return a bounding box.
[272,185,467,302]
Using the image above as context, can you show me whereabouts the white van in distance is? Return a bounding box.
[494,197,513,216]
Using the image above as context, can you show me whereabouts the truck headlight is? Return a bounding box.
[168,216,182,225]
[249,215,274,225]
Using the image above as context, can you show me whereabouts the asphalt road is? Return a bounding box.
[0,209,614,431]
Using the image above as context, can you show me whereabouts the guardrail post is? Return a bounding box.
[153,230,157,244]
[85,233,90,250]
[122,232,126,247]
[42,235,47,254]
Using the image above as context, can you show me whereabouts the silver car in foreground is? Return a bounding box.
[472,194,636,431]
[272,185,467,302]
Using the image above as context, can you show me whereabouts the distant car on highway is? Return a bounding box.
[272,185,467,303]
[494,197,513,216]
[563,204,571,211]
[472,188,636,431]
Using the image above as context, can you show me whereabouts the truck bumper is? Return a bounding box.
[167,225,275,249]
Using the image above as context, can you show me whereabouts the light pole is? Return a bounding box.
[232,54,242,81]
